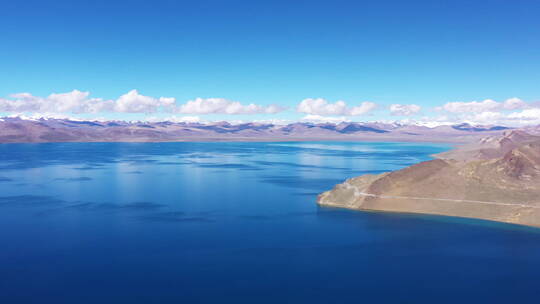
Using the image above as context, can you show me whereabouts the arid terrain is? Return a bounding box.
[0,117,519,143]
[318,130,540,227]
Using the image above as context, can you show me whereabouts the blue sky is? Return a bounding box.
[1,0,539,125]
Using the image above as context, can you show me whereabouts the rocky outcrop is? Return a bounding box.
[318,131,540,227]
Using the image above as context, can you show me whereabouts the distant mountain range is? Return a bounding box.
[1,116,537,143]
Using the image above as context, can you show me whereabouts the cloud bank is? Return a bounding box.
[0,90,173,114]
[297,98,377,116]
[0,90,286,115]
[423,97,539,126]
[300,114,350,123]
[390,104,421,116]
[438,98,528,113]
[2,90,539,127]
[175,98,286,115]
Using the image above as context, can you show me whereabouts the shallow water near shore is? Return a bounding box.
[1,141,540,303]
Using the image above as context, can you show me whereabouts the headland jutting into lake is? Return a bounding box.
[318,130,540,227]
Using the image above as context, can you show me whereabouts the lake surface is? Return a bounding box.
[1,141,540,303]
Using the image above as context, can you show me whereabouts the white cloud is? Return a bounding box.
[505,108,540,125]
[390,104,421,116]
[2,90,538,128]
[0,89,174,114]
[397,119,454,128]
[301,114,350,123]
[464,111,506,125]
[297,99,347,116]
[1,90,103,113]
[175,97,286,115]
[427,97,539,126]
[349,102,378,115]
[113,90,174,113]
[396,115,458,127]
[296,98,377,116]
[145,115,201,123]
[407,107,540,127]
[439,97,528,113]
[6,112,78,121]
[0,90,283,115]
[252,119,292,125]
[503,97,528,110]
[263,104,287,114]
[461,109,540,126]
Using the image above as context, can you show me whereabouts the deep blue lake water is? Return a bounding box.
[1,141,540,303]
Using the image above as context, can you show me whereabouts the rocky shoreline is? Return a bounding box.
[318,130,540,227]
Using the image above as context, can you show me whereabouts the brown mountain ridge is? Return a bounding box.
[318,131,540,227]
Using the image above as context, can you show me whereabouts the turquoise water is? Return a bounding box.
[1,142,539,303]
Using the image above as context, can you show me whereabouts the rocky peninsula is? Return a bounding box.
[318,130,540,227]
